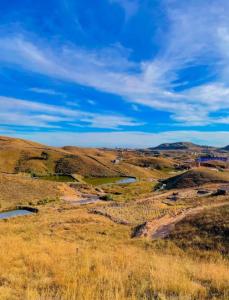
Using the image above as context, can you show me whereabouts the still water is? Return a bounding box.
[0,209,33,220]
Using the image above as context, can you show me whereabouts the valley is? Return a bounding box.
[0,136,229,300]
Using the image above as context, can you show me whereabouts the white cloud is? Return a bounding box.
[81,115,144,129]
[87,99,96,105]
[0,96,141,129]
[0,32,228,127]
[0,1,229,127]
[29,87,66,97]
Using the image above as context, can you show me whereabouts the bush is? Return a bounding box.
[99,194,113,201]
[36,198,59,205]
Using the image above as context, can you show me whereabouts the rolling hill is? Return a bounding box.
[162,168,229,189]
[0,136,157,179]
[151,142,216,151]
[221,145,229,151]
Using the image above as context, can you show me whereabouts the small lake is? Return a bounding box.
[0,209,33,220]
[116,177,137,184]
[84,176,137,186]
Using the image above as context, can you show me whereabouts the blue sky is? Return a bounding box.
[0,0,229,147]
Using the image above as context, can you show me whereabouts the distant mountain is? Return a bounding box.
[220,145,229,151]
[151,142,215,151]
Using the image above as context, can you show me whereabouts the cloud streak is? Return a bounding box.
[0,96,142,130]
[0,2,229,128]
[29,87,66,97]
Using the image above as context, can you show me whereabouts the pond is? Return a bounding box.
[116,177,137,184]
[84,177,137,186]
[0,209,33,220]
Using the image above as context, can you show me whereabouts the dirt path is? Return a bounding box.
[133,201,229,239]
[61,194,101,205]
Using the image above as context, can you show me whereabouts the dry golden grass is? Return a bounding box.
[91,202,180,225]
[163,168,229,189]
[0,202,228,300]
[168,204,229,254]
[0,136,158,179]
[101,181,157,202]
[0,174,76,210]
[1,136,229,299]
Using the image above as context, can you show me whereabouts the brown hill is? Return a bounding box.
[221,145,229,151]
[0,136,156,179]
[125,156,175,170]
[168,204,229,254]
[162,168,229,189]
[151,142,215,151]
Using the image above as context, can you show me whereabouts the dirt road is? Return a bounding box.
[133,201,229,239]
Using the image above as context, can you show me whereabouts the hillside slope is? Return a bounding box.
[168,204,229,254]
[162,168,229,189]
[0,173,77,209]
[221,145,229,151]
[0,136,156,179]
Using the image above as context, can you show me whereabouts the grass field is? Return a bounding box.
[0,174,76,210]
[37,175,76,182]
[91,202,180,225]
[0,137,229,299]
[0,202,228,300]
[168,204,229,255]
[101,181,157,202]
[0,176,228,299]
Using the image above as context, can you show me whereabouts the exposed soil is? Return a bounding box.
[132,201,229,239]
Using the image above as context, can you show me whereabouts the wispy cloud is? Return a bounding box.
[0,96,142,130]
[0,0,229,129]
[29,87,66,97]
[87,99,96,105]
[109,0,139,19]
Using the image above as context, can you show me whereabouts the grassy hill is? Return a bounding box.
[151,142,216,151]
[162,168,229,189]
[124,156,175,170]
[168,204,229,255]
[0,136,157,179]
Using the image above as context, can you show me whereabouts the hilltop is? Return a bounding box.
[151,142,216,151]
[221,145,229,151]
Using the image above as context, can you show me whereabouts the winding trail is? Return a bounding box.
[133,201,229,239]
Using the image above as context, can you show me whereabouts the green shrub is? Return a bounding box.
[99,194,113,201]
